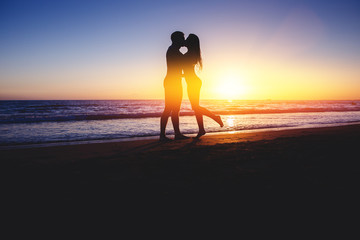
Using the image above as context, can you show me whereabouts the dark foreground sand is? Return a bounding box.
[2,124,360,227]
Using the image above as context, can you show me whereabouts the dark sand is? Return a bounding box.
[2,124,360,227]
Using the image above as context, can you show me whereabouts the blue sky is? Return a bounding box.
[1,0,359,99]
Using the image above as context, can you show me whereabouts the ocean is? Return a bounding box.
[1,99,360,147]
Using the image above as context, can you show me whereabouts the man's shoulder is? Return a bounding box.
[167,46,182,58]
[167,45,176,53]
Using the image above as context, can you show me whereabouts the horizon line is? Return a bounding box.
[1,98,359,101]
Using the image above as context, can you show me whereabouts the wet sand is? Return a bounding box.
[2,124,360,223]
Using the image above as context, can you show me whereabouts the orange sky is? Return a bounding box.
[1,1,359,100]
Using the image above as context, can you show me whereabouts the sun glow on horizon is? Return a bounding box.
[1,1,360,101]
[214,71,250,101]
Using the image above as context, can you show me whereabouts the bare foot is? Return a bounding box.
[215,115,224,127]
[174,134,190,140]
[195,130,206,139]
[159,136,172,142]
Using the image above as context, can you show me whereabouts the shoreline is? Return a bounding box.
[1,121,360,150]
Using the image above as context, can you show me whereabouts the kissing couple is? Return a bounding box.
[160,31,223,142]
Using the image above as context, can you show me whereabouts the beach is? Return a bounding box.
[2,123,360,214]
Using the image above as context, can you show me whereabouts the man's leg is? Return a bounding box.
[171,105,189,140]
[160,103,173,141]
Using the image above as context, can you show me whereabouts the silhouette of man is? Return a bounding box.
[160,31,189,141]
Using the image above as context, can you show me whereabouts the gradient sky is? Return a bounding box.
[1,0,359,100]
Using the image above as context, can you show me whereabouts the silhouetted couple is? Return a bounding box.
[160,31,223,141]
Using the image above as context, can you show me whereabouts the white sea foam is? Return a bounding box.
[1,100,360,145]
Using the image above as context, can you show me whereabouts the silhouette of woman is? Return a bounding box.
[184,34,223,138]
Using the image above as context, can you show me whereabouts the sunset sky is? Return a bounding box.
[1,0,359,100]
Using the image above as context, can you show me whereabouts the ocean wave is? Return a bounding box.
[0,113,162,124]
[1,100,360,124]
[2,110,360,146]
[2,108,360,124]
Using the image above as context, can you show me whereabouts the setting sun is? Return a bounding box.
[216,72,249,100]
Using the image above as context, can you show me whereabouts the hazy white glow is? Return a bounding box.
[214,71,249,100]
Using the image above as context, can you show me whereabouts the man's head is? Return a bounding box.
[171,31,185,47]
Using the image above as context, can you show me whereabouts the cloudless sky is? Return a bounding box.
[1,0,359,100]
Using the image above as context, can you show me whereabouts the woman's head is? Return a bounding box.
[185,33,202,70]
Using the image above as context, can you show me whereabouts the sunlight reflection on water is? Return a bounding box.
[1,100,360,145]
[225,116,235,127]
[1,111,360,145]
